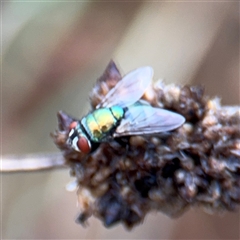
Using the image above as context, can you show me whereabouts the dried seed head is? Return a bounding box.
[53,61,240,229]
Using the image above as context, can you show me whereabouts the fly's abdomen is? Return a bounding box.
[81,106,124,142]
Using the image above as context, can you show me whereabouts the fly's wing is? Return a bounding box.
[96,66,153,109]
[114,105,185,137]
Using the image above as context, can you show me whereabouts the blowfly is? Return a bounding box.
[67,67,185,153]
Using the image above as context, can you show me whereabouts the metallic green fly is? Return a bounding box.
[67,67,185,153]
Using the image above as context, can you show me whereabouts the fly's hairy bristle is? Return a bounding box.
[53,61,240,229]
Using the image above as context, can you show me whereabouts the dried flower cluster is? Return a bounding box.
[53,61,240,229]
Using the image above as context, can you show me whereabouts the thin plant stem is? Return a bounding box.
[1,152,67,173]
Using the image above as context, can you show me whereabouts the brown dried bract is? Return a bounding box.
[52,61,240,229]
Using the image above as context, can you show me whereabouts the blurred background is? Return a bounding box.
[2,1,239,239]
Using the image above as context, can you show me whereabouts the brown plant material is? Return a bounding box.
[52,61,240,229]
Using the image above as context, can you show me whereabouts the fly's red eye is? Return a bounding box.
[77,137,91,154]
[69,121,78,130]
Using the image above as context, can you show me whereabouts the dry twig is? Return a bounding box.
[1,152,66,172]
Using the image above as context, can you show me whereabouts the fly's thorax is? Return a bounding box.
[81,106,124,142]
[110,105,125,120]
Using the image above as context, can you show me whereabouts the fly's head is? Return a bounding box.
[67,121,92,154]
